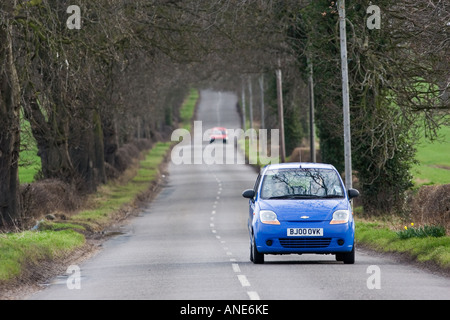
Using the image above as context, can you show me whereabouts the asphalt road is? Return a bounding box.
[30,89,450,301]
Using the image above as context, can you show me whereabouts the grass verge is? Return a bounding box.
[0,230,85,282]
[356,220,450,272]
[179,88,199,131]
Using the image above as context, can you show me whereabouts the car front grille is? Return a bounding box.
[279,238,332,249]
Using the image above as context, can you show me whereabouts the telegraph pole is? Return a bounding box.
[241,79,246,131]
[276,65,286,163]
[338,0,353,190]
[248,76,254,129]
[259,74,265,130]
[307,54,316,163]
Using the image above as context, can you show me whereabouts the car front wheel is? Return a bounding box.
[336,244,355,264]
[336,245,355,264]
[250,233,264,264]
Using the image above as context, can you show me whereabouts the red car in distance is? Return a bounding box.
[209,127,228,144]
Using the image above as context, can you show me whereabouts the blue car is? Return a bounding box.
[242,163,360,264]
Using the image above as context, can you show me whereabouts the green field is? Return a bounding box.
[19,149,41,184]
[412,125,450,186]
[19,116,41,184]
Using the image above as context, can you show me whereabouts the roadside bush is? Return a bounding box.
[20,180,83,229]
[407,184,450,233]
[114,139,153,173]
[15,139,155,232]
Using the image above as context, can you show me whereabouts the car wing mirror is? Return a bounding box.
[242,189,256,199]
[347,188,360,200]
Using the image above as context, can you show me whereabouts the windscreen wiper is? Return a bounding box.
[317,194,345,199]
[267,195,294,199]
[267,194,319,200]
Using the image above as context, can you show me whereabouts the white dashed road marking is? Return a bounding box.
[247,291,261,300]
[209,170,261,300]
[237,275,251,287]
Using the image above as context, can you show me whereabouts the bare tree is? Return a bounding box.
[0,2,22,226]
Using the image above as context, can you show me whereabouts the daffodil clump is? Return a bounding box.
[397,223,446,239]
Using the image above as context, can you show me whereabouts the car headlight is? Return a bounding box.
[330,210,350,225]
[260,210,280,225]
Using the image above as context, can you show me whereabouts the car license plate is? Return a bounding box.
[287,228,323,237]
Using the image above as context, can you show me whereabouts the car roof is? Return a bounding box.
[262,162,337,172]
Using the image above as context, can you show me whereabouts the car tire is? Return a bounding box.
[251,234,264,264]
[342,245,355,264]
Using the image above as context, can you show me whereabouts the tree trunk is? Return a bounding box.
[0,23,21,226]
[93,110,107,185]
[102,114,118,166]
[69,109,106,193]
[23,98,75,183]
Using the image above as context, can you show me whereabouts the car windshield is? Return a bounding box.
[260,168,345,200]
